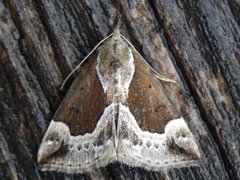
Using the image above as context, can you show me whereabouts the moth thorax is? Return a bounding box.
[109,58,122,72]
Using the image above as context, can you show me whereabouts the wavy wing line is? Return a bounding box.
[37,104,116,174]
[38,103,200,173]
[117,104,200,170]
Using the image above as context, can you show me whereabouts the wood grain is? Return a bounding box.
[0,0,239,179]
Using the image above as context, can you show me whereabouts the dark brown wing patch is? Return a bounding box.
[54,57,107,136]
[127,52,175,133]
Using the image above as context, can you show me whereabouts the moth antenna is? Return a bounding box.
[120,34,176,84]
[61,33,114,90]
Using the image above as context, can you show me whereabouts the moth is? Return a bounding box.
[37,27,200,174]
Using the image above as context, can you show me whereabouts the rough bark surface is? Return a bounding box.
[0,0,239,179]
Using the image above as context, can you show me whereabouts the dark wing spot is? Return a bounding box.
[85,143,89,150]
[146,141,152,148]
[130,134,139,146]
[154,143,159,149]
[69,144,73,149]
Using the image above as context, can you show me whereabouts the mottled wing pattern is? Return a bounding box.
[117,104,200,170]
[37,56,115,173]
[38,104,116,174]
[116,44,200,169]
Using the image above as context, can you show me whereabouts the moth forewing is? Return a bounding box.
[37,28,200,174]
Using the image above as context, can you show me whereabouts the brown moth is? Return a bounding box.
[37,27,200,174]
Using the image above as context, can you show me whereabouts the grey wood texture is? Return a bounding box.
[0,0,239,179]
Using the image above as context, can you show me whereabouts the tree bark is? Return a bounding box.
[0,0,239,179]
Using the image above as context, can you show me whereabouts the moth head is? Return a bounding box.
[165,118,200,159]
[37,121,70,163]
